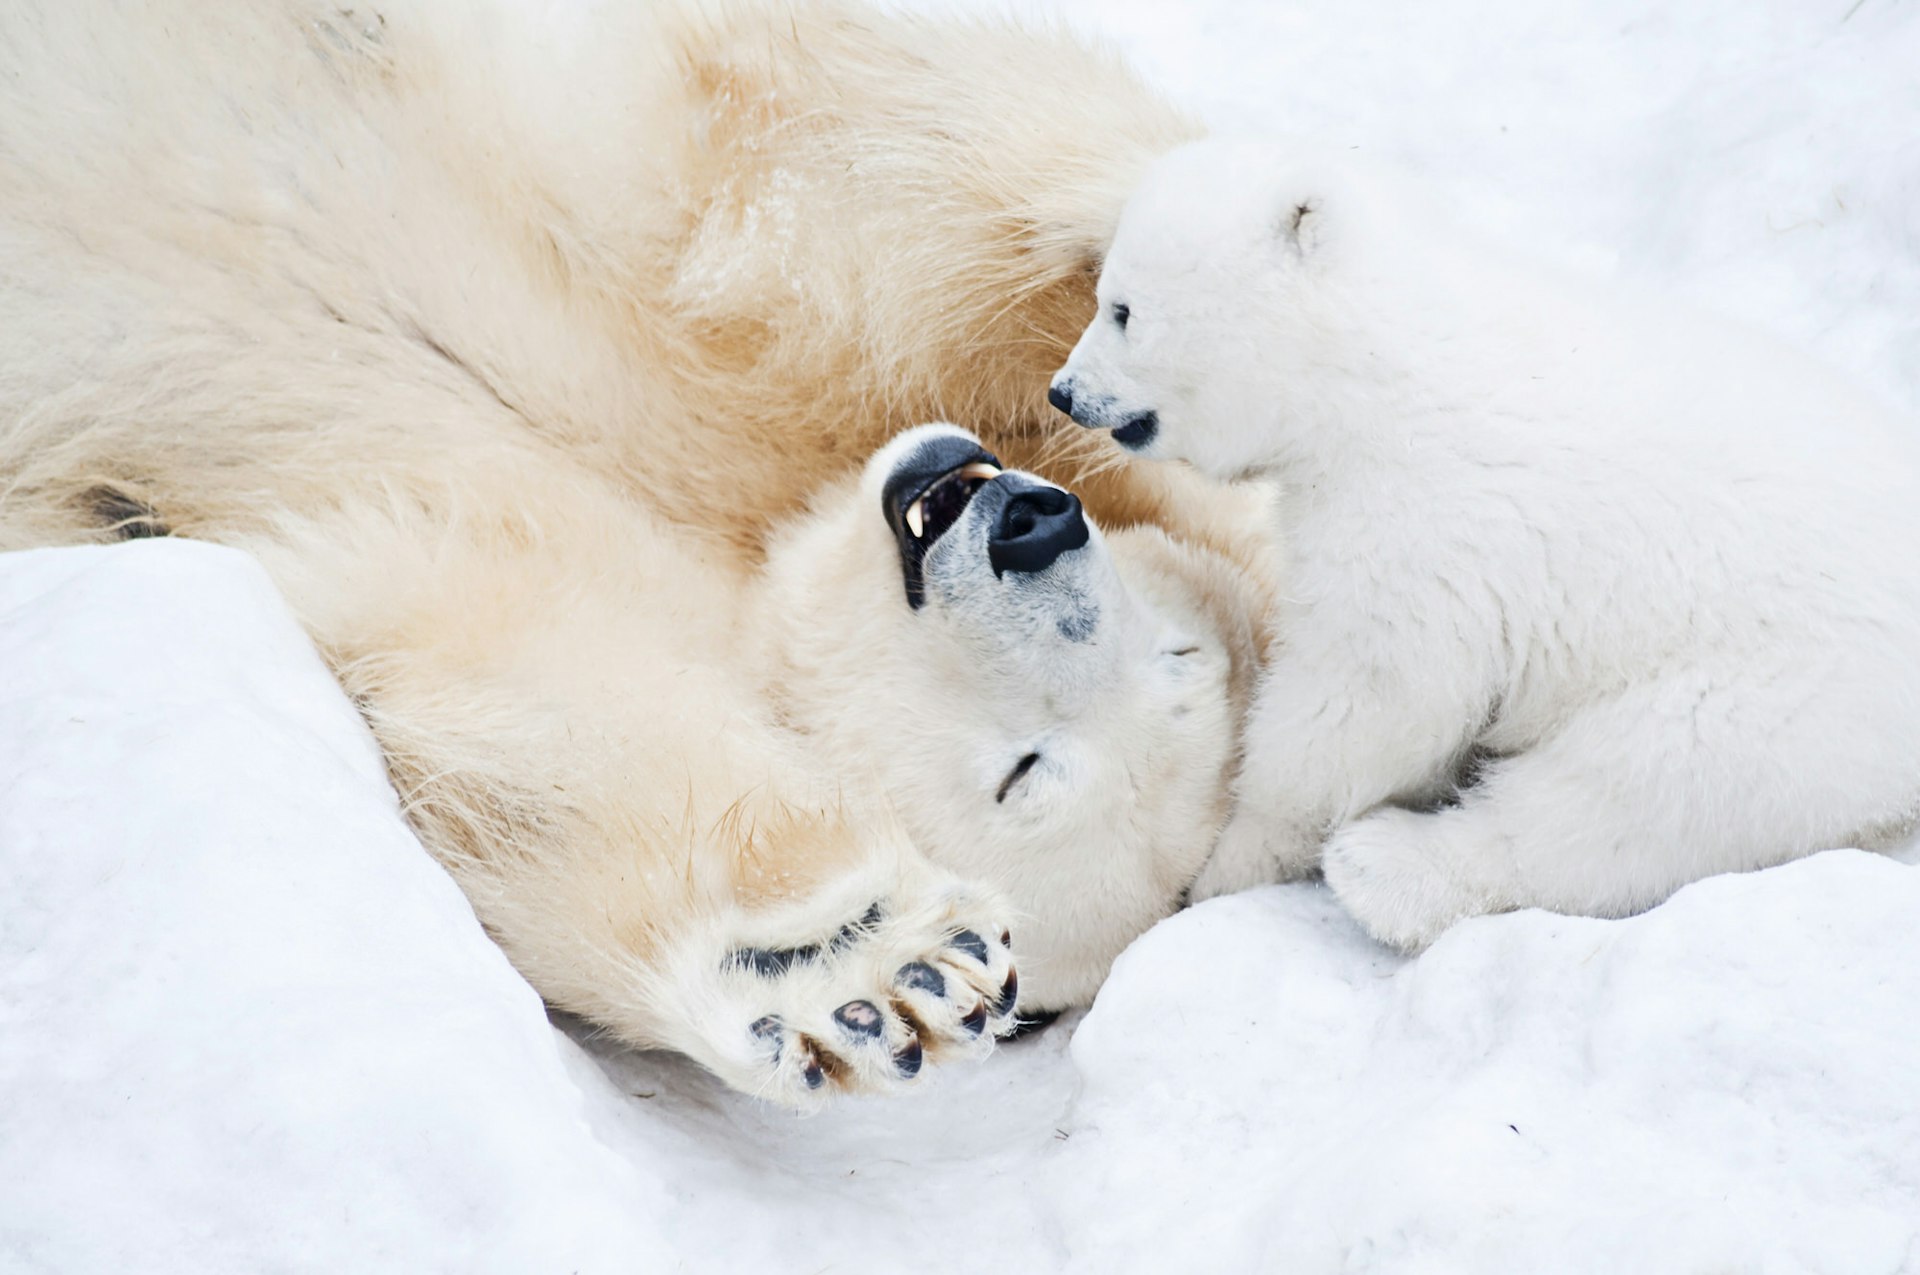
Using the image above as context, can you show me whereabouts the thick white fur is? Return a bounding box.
[0,2,1275,1105]
[1055,138,1920,949]
[761,424,1263,1009]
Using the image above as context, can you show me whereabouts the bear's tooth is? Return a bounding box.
[959,462,1002,480]
[905,498,926,539]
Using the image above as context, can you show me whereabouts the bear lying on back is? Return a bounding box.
[1052,138,1920,949]
[0,0,1267,1108]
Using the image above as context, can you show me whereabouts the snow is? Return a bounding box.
[0,545,660,1272]
[7,2,1920,1271]
[1018,0,1920,415]
[1060,872,1920,1274]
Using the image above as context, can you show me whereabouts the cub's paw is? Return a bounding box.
[1321,808,1503,952]
[705,890,1020,1107]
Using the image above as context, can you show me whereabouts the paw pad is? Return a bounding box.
[829,901,886,953]
[722,891,1015,1103]
[732,944,820,978]
[832,999,885,1039]
[894,960,947,997]
[947,929,991,965]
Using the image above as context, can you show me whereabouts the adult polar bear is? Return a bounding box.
[1052,140,1920,949]
[0,1,1272,1104]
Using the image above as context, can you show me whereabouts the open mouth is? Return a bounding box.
[903,462,1002,545]
[1111,411,1158,450]
[881,435,1004,609]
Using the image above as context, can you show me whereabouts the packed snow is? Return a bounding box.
[7,1,1920,1271]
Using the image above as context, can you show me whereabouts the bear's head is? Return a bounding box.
[753,424,1268,1010]
[1048,139,1404,483]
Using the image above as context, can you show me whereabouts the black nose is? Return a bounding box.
[989,482,1089,577]
[1047,381,1074,417]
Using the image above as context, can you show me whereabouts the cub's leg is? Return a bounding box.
[251,492,1019,1106]
[1323,660,1920,950]
[1191,589,1494,901]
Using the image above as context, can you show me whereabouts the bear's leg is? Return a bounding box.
[252,497,1019,1105]
[441,764,1019,1105]
[1323,662,1920,950]
[366,645,1020,1108]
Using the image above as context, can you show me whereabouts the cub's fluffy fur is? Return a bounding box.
[1055,139,1920,949]
[0,2,1273,1104]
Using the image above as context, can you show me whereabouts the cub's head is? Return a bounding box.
[757,424,1267,1011]
[1049,139,1387,481]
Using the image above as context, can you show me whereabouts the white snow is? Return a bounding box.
[1059,872,1920,1274]
[0,545,661,1272]
[7,2,1920,1271]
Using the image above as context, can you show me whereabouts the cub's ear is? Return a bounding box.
[1278,196,1323,258]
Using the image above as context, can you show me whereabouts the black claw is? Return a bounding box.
[992,968,1019,1016]
[960,1001,988,1036]
[1000,929,1012,948]
[893,1037,924,1078]
[796,1037,829,1090]
[789,1030,832,1090]
[1004,1009,1061,1041]
[894,960,947,997]
[832,999,885,1039]
[948,929,990,965]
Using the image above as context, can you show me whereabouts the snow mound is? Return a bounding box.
[9,0,1920,1264]
[0,542,657,1274]
[6,543,1916,1275]
[1058,862,1920,1274]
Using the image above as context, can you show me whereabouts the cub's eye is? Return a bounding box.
[1112,302,1130,331]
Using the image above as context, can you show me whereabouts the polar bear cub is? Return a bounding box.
[1051,137,1920,949]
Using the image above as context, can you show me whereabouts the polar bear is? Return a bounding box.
[1050,138,1920,950]
[0,1,1276,1105]
[759,424,1265,1018]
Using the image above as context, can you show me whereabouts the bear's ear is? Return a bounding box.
[1277,197,1323,259]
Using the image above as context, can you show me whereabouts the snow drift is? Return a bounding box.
[4,541,1916,1273]
[7,0,1920,1267]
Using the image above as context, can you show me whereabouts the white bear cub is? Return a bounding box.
[1051,137,1920,950]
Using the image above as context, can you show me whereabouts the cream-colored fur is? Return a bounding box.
[761,424,1268,1010]
[0,0,1272,1104]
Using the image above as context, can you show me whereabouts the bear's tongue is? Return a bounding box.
[904,462,1000,545]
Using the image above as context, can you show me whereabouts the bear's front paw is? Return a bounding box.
[711,891,1019,1107]
[1321,808,1504,951]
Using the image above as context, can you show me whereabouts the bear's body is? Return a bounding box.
[1053,140,1920,948]
[0,2,1273,1104]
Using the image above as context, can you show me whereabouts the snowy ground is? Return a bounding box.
[7,2,1920,1272]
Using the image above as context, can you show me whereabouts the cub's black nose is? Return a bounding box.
[988,481,1089,577]
[1047,381,1075,417]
